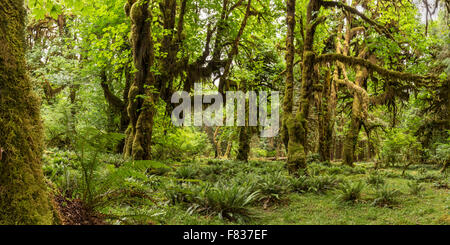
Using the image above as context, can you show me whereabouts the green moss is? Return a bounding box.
[286,116,307,174]
[236,127,250,161]
[0,0,53,224]
[316,53,436,82]
[130,3,141,23]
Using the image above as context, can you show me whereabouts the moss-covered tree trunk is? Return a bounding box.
[0,0,53,224]
[204,126,219,158]
[237,126,251,161]
[342,67,368,166]
[100,67,131,153]
[281,0,295,151]
[342,110,362,166]
[123,0,157,160]
[318,70,335,162]
[285,0,321,174]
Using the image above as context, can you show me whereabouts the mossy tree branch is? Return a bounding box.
[316,53,436,83]
[321,0,394,39]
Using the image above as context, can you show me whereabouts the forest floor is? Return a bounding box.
[43,150,449,225]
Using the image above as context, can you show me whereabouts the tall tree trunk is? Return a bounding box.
[213,127,222,158]
[224,139,233,159]
[237,80,252,162]
[286,0,321,174]
[204,126,219,158]
[342,66,368,166]
[0,0,53,224]
[100,67,131,153]
[318,69,335,162]
[237,126,251,161]
[124,0,157,160]
[281,0,295,151]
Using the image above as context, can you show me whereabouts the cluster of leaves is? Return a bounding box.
[380,129,423,167]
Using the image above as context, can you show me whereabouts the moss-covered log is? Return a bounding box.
[0,0,54,224]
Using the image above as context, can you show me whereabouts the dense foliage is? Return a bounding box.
[0,0,448,225]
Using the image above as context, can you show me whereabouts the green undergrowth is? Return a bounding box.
[42,150,450,225]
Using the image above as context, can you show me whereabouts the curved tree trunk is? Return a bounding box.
[0,0,53,224]
[342,65,369,166]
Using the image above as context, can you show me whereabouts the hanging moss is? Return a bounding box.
[0,0,53,224]
[316,53,436,83]
[123,0,157,160]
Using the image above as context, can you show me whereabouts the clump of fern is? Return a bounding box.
[337,181,365,203]
[307,175,341,194]
[290,175,310,193]
[175,166,199,179]
[257,172,292,202]
[371,184,400,207]
[188,182,259,222]
[407,181,426,196]
[366,172,385,186]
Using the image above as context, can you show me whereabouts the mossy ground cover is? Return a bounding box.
[43,150,449,225]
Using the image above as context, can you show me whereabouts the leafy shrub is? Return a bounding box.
[152,127,212,161]
[407,181,425,196]
[230,172,260,190]
[372,184,400,207]
[337,181,365,203]
[430,136,450,168]
[41,100,74,148]
[380,129,423,167]
[252,148,275,158]
[43,162,80,196]
[366,172,385,186]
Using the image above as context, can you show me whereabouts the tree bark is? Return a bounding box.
[318,69,334,162]
[285,0,321,174]
[0,0,54,224]
[237,126,251,161]
[124,0,157,160]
